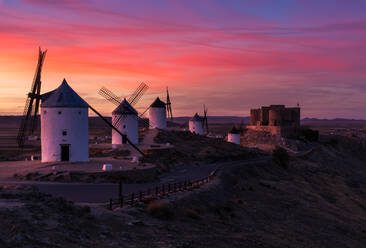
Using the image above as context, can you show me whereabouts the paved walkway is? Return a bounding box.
[1,157,271,204]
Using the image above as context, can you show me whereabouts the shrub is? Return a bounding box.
[300,128,319,142]
[80,205,91,213]
[146,201,174,219]
[183,208,200,220]
[143,195,154,204]
[329,138,338,146]
[272,146,289,169]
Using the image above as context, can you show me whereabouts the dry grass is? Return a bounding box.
[144,130,263,168]
[183,208,201,220]
[146,201,174,220]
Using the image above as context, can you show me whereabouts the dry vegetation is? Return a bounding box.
[2,122,366,247]
[13,166,158,184]
[0,184,113,248]
[143,130,264,171]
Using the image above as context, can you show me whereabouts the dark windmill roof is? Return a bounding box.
[112,99,138,115]
[41,89,56,103]
[150,97,166,108]
[229,126,240,134]
[190,113,202,122]
[41,79,89,108]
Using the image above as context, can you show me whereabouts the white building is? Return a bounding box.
[40,79,89,162]
[228,127,241,145]
[149,97,166,129]
[112,99,138,146]
[189,113,204,135]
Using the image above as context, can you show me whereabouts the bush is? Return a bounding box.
[183,208,200,220]
[146,201,174,219]
[272,146,289,169]
[300,128,319,142]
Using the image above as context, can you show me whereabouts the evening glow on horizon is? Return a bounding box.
[0,0,366,118]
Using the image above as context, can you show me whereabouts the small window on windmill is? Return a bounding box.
[62,130,67,136]
[58,111,62,115]
[78,111,82,115]
[123,125,126,129]
[43,110,47,115]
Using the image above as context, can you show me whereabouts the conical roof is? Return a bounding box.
[41,89,56,103]
[112,98,138,115]
[190,113,202,122]
[229,126,240,134]
[150,97,166,108]
[41,79,89,108]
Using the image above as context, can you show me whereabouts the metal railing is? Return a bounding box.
[108,169,217,210]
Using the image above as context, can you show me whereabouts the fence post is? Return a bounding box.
[147,188,151,196]
[118,179,122,198]
[139,191,142,201]
[156,186,158,195]
[109,199,113,210]
[120,195,124,208]
[131,193,134,206]
[174,183,177,192]
[162,184,165,195]
[168,183,171,193]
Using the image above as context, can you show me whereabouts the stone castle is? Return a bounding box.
[248,105,300,137]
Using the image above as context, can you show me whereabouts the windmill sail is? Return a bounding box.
[203,104,209,134]
[166,87,173,120]
[17,47,47,148]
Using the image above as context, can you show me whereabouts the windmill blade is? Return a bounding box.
[17,97,32,147]
[166,86,173,120]
[139,106,150,117]
[98,86,122,106]
[127,82,149,106]
[17,47,47,148]
[31,79,42,132]
[137,106,153,127]
[203,104,209,134]
[113,111,150,129]
[112,113,126,127]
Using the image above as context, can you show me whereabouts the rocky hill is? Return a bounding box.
[1,134,366,247]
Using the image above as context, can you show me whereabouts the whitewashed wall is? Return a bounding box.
[228,133,241,145]
[149,107,166,129]
[112,114,138,145]
[41,107,89,162]
[189,120,204,135]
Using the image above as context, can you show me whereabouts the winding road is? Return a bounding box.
[1,157,271,204]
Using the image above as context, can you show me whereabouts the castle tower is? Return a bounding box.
[189,113,204,135]
[40,79,89,162]
[149,97,166,129]
[112,99,138,146]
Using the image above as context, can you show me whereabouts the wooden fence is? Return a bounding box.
[108,169,217,210]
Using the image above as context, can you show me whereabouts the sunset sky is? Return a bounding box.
[0,0,366,118]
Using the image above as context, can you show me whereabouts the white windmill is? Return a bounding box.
[189,113,204,135]
[41,79,89,162]
[228,126,241,145]
[98,83,149,148]
[149,97,167,129]
[112,99,138,146]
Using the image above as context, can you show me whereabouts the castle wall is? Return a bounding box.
[249,105,300,137]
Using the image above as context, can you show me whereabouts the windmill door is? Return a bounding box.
[122,134,127,144]
[61,144,70,161]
